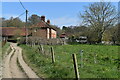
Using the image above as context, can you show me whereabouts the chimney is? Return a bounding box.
[41,16,45,22]
[47,19,50,24]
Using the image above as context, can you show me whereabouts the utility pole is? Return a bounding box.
[26,10,28,45]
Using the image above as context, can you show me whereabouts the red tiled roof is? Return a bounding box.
[30,21,56,31]
[36,21,50,28]
[1,27,27,36]
[30,21,49,28]
[60,34,66,38]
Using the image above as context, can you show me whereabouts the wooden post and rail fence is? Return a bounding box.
[35,44,80,79]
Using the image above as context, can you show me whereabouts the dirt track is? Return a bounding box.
[3,43,40,79]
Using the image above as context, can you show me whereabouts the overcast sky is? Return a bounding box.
[2,2,118,28]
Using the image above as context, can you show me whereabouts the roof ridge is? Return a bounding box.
[41,20,49,27]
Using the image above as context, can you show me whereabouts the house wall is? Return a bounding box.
[31,29,47,39]
[47,28,57,39]
[31,28,57,39]
[47,28,50,39]
[51,29,57,38]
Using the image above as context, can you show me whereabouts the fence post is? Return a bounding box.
[34,42,35,47]
[80,50,84,68]
[72,53,80,79]
[40,45,44,53]
[38,46,40,52]
[51,47,55,63]
[32,41,34,47]
[30,42,32,47]
[94,53,97,64]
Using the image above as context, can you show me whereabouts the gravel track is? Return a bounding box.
[3,45,14,78]
[10,46,26,78]
[2,43,40,79]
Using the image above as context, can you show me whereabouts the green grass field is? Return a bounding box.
[20,44,119,78]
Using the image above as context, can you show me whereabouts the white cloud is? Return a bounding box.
[51,16,82,28]
[2,0,119,2]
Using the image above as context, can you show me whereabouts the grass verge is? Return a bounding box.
[2,42,11,56]
[20,44,119,78]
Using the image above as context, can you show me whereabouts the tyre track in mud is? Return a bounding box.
[3,43,40,79]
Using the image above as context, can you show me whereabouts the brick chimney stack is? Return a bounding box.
[47,19,50,24]
[41,16,45,22]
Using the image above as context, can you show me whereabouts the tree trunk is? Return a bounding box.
[98,33,103,43]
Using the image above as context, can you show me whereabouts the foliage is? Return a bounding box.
[80,2,117,43]
[62,26,88,38]
[28,14,41,26]
[102,24,120,45]
[1,17,25,27]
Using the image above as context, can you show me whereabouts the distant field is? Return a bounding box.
[21,44,119,78]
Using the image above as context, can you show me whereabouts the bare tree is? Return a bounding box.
[80,2,117,43]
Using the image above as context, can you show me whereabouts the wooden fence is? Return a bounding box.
[33,44,80,79]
